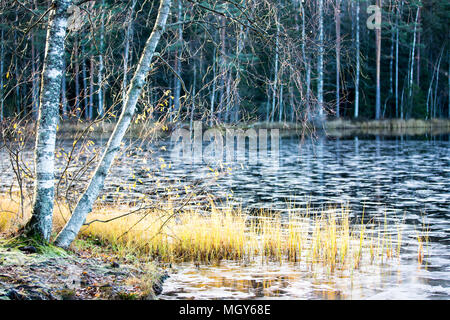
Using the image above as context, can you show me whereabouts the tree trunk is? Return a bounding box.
[173,0,183,115]
[375,0,382,120]
[335,0,341,118]
[61,58,68,120]
[14,8,21,116]
[408,6,420,104]
[97,0,105,118]
[209,46,217,126]
[300,1,311,114]
[81,42,88,119]
[54,0,172,249]
[355,0,360,118]
[74,37,81,117]
[25,0,72,242]
[89,57,94,120]
[31,34,40,120]
[395,1,401,118]
[317,0,324,119]
[271,19,279,122]
[189,62,196,132]
[122,0,136,109]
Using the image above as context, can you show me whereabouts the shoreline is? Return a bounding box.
[0,237,169,300]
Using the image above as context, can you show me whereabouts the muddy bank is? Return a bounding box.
[0,240,169,300]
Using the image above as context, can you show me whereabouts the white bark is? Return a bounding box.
[317,0,324,119]
[335,0,341,118]
[271,20,279,122]
[173,0,183,114]
[97,0,105,117]
[375,0,382,120]
[26,0,73,242]
[54,0,172,249]
[210,46,217,126]
[395,1,401,118]
[408,6,420,100]
[354,0,361,118]
[122,0,137,108]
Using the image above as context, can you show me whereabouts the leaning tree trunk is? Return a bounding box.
[54,0,172,249]
[25,0,72,242]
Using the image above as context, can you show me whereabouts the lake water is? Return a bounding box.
[1,130,449,299]
[158,132,450,300]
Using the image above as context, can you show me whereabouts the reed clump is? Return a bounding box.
[0,195,420,272]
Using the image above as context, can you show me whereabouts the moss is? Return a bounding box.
[116,292,140,300]
[1,236,68,257]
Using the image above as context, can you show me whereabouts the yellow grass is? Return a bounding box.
[0,195,421,271]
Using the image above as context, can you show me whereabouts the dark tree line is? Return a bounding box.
[0,0,449,126]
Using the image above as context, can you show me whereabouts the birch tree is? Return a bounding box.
[375,0,382,120]
[54,0,172,249]
[24,0,73,241]
[122,0,137,108]
[335,0,341,118]
[97,0,106,118]
[354,0,360,118]
[317,0,325,119]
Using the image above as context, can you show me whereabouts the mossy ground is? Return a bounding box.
[0,237,167,300]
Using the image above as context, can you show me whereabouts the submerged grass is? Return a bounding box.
[0,195,424,272]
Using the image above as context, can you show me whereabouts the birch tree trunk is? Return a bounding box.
[173,0,183,115]
[408,6,420,104]
[74,37,81,117]
[210,46,217,126]
[395,1,401,118]
[433,49,443,118]
[97,0,105,117]
[89,57,94,119]
[14,9,21,115]
[354,0,360,118]
[271,20,279,122]
[300,1,311,112]
[54,0,172,249]
[81,42,89,118]
[25,0,72,242]
[189,62,196,132]
[317,0,324,119]
[61,58,68,120]
[335,0,341,118]
[375,0,382,120]
[31,34,40,120]
[122,0,136,108]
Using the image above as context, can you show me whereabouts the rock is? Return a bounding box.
[18,246,37,254]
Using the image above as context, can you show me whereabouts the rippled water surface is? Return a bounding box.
[1,131,449,299]
[159,133,450,300]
